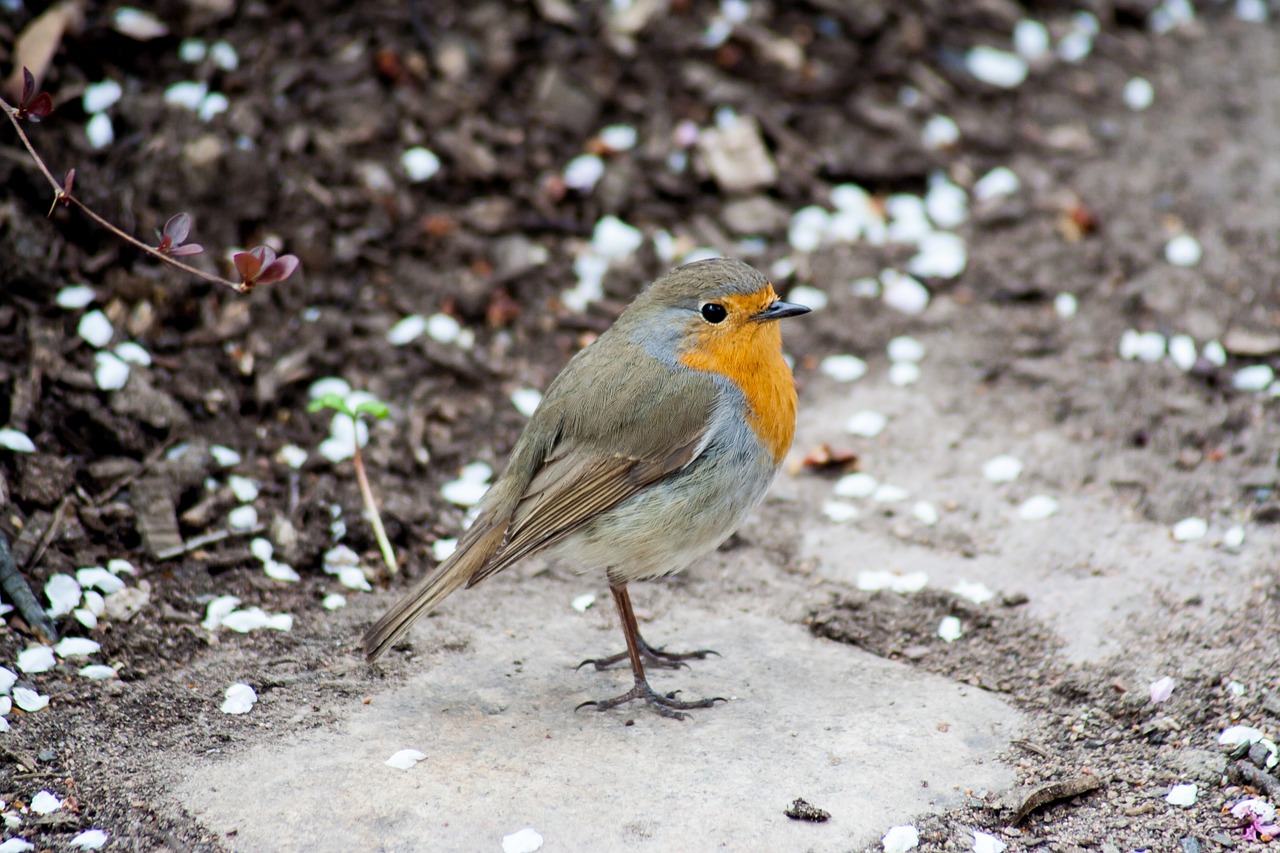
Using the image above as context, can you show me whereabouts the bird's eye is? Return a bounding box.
[700,303,727,323]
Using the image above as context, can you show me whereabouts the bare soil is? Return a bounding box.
[2,1,1279,851]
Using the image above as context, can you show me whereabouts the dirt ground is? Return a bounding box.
[2,1,1280,851]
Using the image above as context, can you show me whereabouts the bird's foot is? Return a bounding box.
[576,637,719,672]
[575,679,725,721]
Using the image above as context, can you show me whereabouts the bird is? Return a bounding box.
[362,257,810,719]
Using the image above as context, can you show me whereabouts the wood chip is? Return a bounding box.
[1011,775,1104,824]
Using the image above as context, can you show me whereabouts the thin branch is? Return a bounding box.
[0,95,250,294]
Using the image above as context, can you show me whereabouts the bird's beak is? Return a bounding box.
[752,300,811,322]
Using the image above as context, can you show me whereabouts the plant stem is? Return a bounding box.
[351,440,397,575]
[0,96,248,293]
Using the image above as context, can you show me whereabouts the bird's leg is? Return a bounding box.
[576,584,724,720]
[576,585,719,672]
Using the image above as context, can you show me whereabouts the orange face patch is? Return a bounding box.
[677,286,799,465]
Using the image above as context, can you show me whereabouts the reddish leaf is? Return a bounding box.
[22,67,35,105]
[163,212,192,246]
[254,254,299,285]
[167,243,204,257]
[233,246,270,282]
[63,168,75,197]
[25,92,53,121]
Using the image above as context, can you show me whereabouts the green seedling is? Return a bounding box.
[308,393,398,575]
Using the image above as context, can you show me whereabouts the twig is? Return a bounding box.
[1,87,296,292]
[155,525,265,561]
[93,439,175,506]
[353,443,397,575]
[0,526,59,644]
[26,493,72,574]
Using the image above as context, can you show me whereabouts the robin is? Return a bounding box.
[363,258,810,719]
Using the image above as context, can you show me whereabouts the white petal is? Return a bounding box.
[952,581,994,603]
[220,683,257,714]
[820,355,867,383]
[209,40,239,71]
[70,829,109,850]
[442,479,490,507]
[881,270,930,315]
[12,687,49,712]
[973,167,1019,202]
[882,824,920,853]
[77,567,126,594]
[107,559,136,576]
[0,668,16,694]
[937,616,963,642]
[308,377,352,400]
[1165,235,1202,267]
[921,115,959,149]
[845,410,887,438]
[1123,77,1154,111]
[965,46,1028,88]
[511,388,543,417]
[0,840,34,853]
[202,595,241,630]
[857,570,928,594]
[228,475,260,503]
[178,39,207,63]
[29,791,60,815]
[338,566,372,592]
[1149,676,1175,703]
[93,352,130,390]
[44,574,82,617]
[85,113,115,150]
[1165,783,1197,807]
[384,749,427,770]
[263,561,300,582]
[112,7,167,39]
[821,501,860,523]
[571,594,596,613]
[425,313,462,344]
[591,216,644,260]
[834,472,879,499]
[872,483,909,503]
[787,286,828,312]
[277,444,308,469]
[164,81,208,111]
[1167,334,1197,371]
[401,147,441,182]
[0,429,35,453]
[228,505,259,531]
[888,362,920,386]
[432,538,458,562]
[55,285,96,309]
[388,315,428,346]
[564,154,605,192]
[16,647,55,674]
[1017,495,1059,520]
[250,538,273,563]
[972,830,1007,853]
[1171,517,1207,542]
[220,608,271,633]
[912,501,939,526]
[210,445,242,467]
[502,828,544,853]
[53,638,101,658]
[1053,292,1078,319]
[1232,364,1274,392]
[886,336,926,363]
[321,594,347,611]
[1220,725,1264,746]
[982,455,1023,483]
[79,665,118,680]
[1222,525,1246,551]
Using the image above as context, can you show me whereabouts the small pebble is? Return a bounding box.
[820,355,867,383]
[1171,517,1207,542]
[845,410,887,438]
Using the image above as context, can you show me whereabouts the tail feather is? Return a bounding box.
[362,524,506,662]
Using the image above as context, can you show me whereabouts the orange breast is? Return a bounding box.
[678,294,798,466]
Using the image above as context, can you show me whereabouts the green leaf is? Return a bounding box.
[307,393,351,415]
[353,400,390,420]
